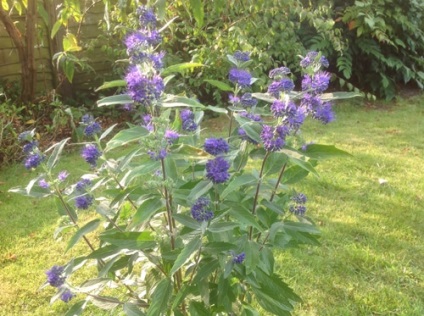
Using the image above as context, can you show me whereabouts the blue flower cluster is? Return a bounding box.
[180,109,198,132]
[18,131,44,170]
[124,6,164,108]
[81,144,101,167]
[74,178,94,210]
[45,265,74,303]
[191,197,214,222]
[260,124,290,152]
[206,156,230,184]
[290,192,308,216]
[204,138,229,156]
[81,114,102,138]
[232,252,246,264]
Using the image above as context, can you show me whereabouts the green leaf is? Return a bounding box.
[129,197,164,228]
[302,144,351,159]
[189,301,210,316]
[66,219,100,252]
[204,79,233,92]
[320,91,363,101]
[95,80,126,91]
[86,245,120,259]
[124,303,146,316]
[45,137,69,170]
[105,126,149,152]
[99,123,117,141]
[79,278,110,292]
[245,240,260,274]
[189,0,204,28]
[90,295,120,310]
[281,165,309,184]
[97,94,133,107]
[99,231,156,250]
[146,278,173,316]
[162,95,206,109]
[63,33,81,52]
[161,62,204,76]
[203,242,237,253]
[173,214,201,230]
[227,202,263,231]
[51,20,62,39]
[235,114,262,144]
[64,300,86,316]
[192,259,219,284]
[170,238,202,275]
[264,152,289,176]
[208,222,238,233]
[221,174,257,199]
[187,180,213,201]
[205,105,228,114]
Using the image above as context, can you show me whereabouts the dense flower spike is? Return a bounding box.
[76,178,92,192]
[22,141,38,153]
[38,179,49,189]
[240,93,258,107]
[206,156,230,183]
[233,50,250,62]
[289,204,307,216]
[60,289,74,303]
[46,265,65,287]
[269,66,291,79]
[232,252,246,264]
[191,197,214,222]
[267,79,295,98]
[260,125,290,152]
[84,121,102,137]
[148,149,167,160]
[313,102,335,124]
[24,153,43,169]
[81,144,101,166]
[229,68,252,87]
[137,6,157,27]
[165,130,179,144]
[75,195,94,209]
[58,171,69,182]
[290,192,307,216]
[180,109,198,132]
[292,193,307,204]
[125,66,164,106]
[204,138,229,156]
[302,72,331,93]
[300,51,319,68]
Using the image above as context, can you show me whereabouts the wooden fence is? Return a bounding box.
[0,0,117,97]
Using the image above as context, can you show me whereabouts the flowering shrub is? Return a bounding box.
[10,6,355,315]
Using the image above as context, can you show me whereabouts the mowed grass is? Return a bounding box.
[0,94,423,315]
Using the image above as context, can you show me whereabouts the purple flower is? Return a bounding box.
[75,195,94,209]
[292,193,307,204]
[229,68,252,88]
[204,138,229,156]
[81,114,93,124]
[240,111,262,122]
[320,56,329,68]
[267,79,294,98]
[260,125,290,152]
[125,66,164,106]
[302,72,331,93]
[46,265,65,287]
[191,197,214,222]
[206,157,230,184]
[232,252,245,264]
[180,110,198,132]
[270,100,296,118]
[22,141,38,153]
[269,66,291,79]
[313,102,335,124]
[76,178,91,192]
[229,94,240,105]
[141,114,154,132]
[301,93,323,111]
[60,289,74,303]
[137,6,157,27]
[18,131,32,142]
[240,93,258,107]
[233,51,250,62]
[148,148,167,160]
[285,106,306,129]
[84,122,102,137]
[58,171,69,182]
[81,144,101,166]
[24,153,43,169]
[38,179,50,189]
[300,51,318,68]
[165,130,179,144]
[290,205,307,216]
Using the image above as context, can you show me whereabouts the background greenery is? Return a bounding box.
[1,94,423,315]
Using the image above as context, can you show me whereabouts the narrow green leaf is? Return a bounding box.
[95,80,126,91]
[170,238,201,275]
[129,198,164,228]
[162,95,206,109]
[189,301,210,316]
[189,0,204,27]
[221,174,257,199]
[208,222,238,233]
[187,180,213,201]
[64,300,86,316]
[173,214,201,230]
[105,126,149,152]
[146,278,173,316]
[99,231,156,250]
[124,303,146,316]
[79,278,110,292]
[320,91,363,101]
[66,219,100,252]
[203,242,237,253]
[46,138,69,170]
[99,123,117,141]
[302,144,352,159]
[90,295,120,310]
[51,20,62,39]
[204,79,233,91]
[245,240,260,274]
[161,62,203,76]
[228,204,263,231]
[97,94,133,107]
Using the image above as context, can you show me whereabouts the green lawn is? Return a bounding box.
[0,94,423,315]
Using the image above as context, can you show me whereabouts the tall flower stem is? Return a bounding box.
[249,151,270,240]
